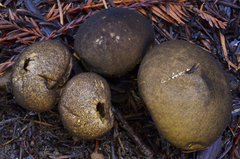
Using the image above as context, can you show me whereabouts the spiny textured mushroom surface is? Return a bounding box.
[58,72,114,140]
[74,8,154,77]
[138,40,232,151]
[11,40,72,112]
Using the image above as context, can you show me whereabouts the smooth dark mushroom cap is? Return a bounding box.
[58,72,114,140]
[138,40,232,151]
[74,8,154,77]
[11,40,72,112]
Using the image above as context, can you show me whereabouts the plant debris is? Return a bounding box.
[1,0,240,158]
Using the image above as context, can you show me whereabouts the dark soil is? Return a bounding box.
[0,0,240,159]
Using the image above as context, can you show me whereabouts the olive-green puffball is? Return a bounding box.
[138,40,232,151]
[11,40,72,112]
[59,72,114,139]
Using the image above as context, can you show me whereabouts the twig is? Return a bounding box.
[0,14,42,45]
[111,140,116,159]
[112,105,154,157]
[124,113,143,119]
[2,122,31,146]
[55,154,81,159]
[2,138,15,146]
[117,136,125,153]
[22,119,54,127]
[103,0,108,9]
[235,147,240,158]
[219,30,239,70]
[48,110,60,118]
[21,140,35,159]
[106,0,115,7]
[47,12,92,39]
[95,139,99,152]
[0,117,22,125]
[218,141,233,159]
[196,19,215,42]
[228,125,236,137]
[215,0,240,9]
[57,0,63,25]
[234,131,240,145]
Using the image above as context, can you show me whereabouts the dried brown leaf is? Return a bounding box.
[171,4,189,21]
[48,3,72,22]
[62,2,72,12]
[45,3,56,20]
[0,21,11,25]
[12,12,19,20]
[30,18,42,35]
[185,24,191,37]
[16,36,36,44]
[210,16,219,28]
[6,30,21,36]
[19,15,24,21]
[198,10,227,29]
[0,55,17,73]
[219,31,237,70]
[159,3,185,24]
[24,16,39,35]
[0,62,14,67]
[52,3,65,18]
[181,5,192,17]
[0,25,17,29]
[200,39,211,51]
[152,5,178,26]
[8,9,15,20]
[7,32,30,40]
[169,4,187,21]
[137,8,158,23]
[181,3,227,29]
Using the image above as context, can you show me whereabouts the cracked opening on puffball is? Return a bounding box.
[97,102,105,118]
[23,58,31,71]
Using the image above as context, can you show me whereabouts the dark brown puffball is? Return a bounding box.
[74,8,154,77]
[59,72,114,139]
[11,40,72,112]
[138,40,232,151]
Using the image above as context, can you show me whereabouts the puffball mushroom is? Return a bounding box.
[58,72,114,140]
[138,40,232,151]
[11,40,72,112]
[74,8,154,77]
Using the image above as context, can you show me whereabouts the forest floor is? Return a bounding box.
[0,0,240,159]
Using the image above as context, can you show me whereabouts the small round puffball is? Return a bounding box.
[58,72,114,139]
[11,40,72,112]
[74,8,154,77]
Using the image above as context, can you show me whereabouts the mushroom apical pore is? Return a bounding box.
[11,40,72,112]
[58,72,114,140]
[74,8,155,77]
[138,40,232,151]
